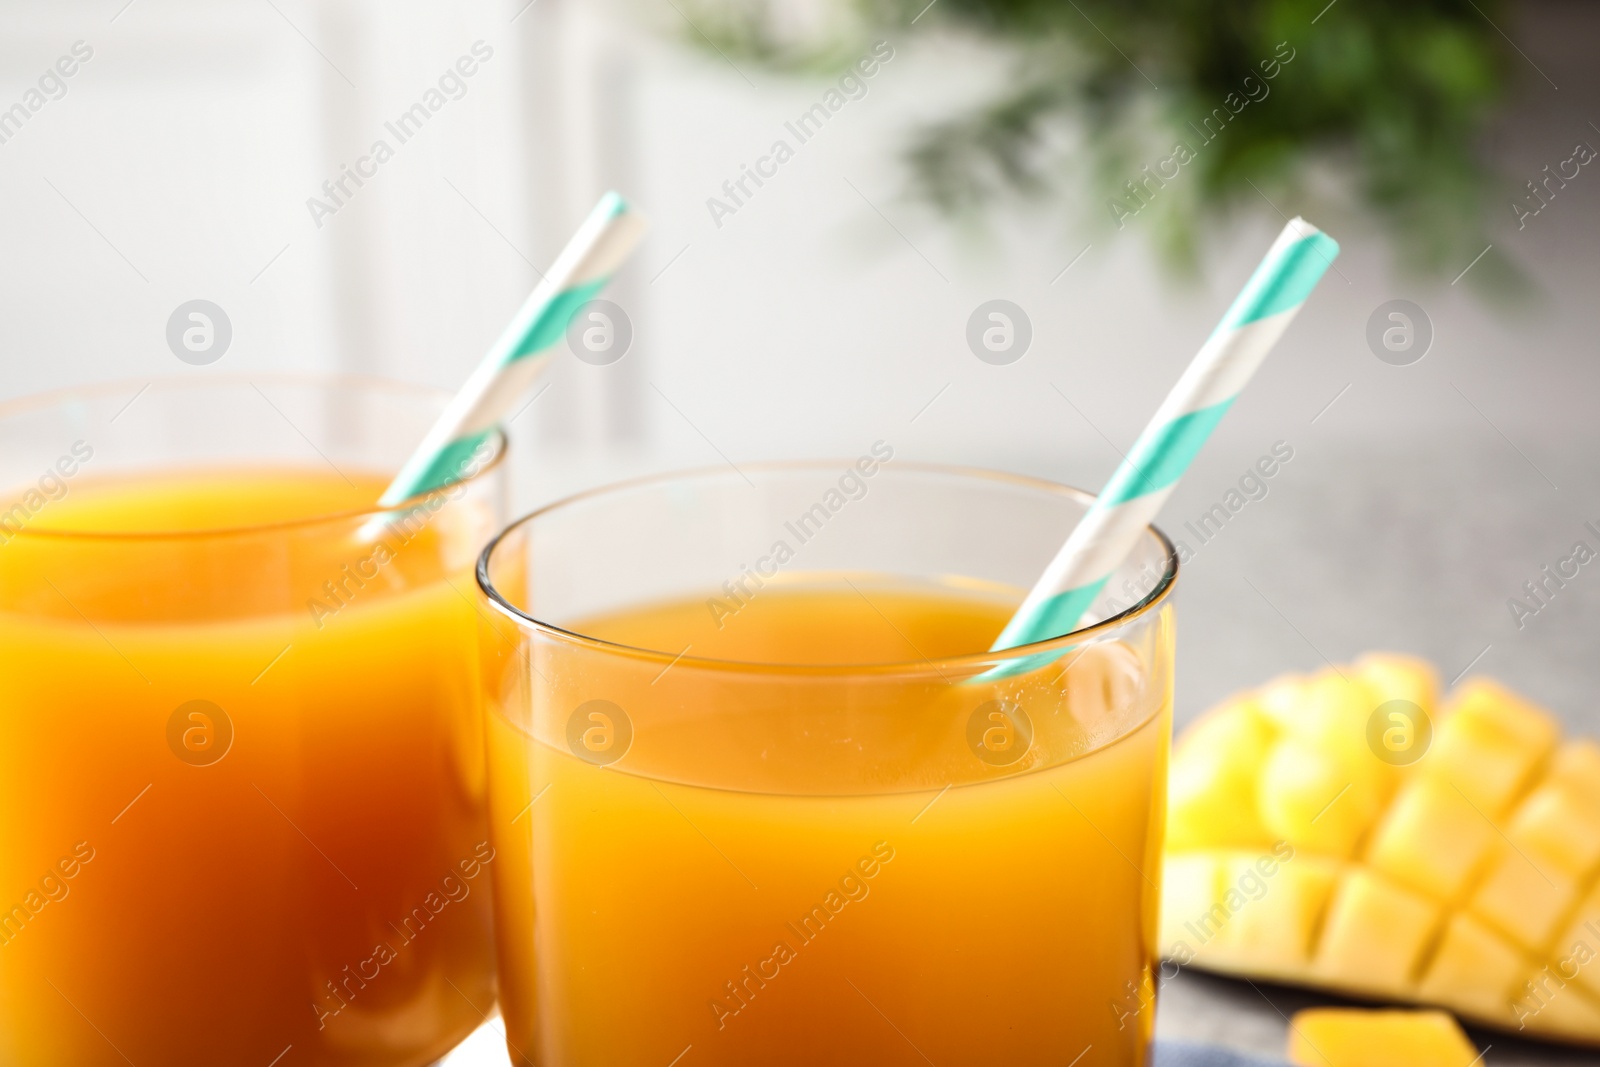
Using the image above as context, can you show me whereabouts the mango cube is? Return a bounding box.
[1354,652,1440,717]
[1287,1008,1478,1067]
[1259,738,1382,859]
[1315,869,1440,996]
[1549,739,1600,807]
[1167,702,1275,851]
[1292,671,1373,744]
[1254,673,1312,734]
[1429,679,1557,815]
[1551,884,1600,1002]
[1468,843,1575,951]
[1177,697,1277,763]
[1364,777,1497,900]
[1418,912,1524,1024]
[1505,779,1600,879]
[1448,677,1560,752]
[1211,852,1341,975]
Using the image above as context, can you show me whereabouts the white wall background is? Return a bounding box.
[2,0,1599,728]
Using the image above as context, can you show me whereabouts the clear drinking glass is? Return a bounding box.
[0,376,504,1066]
[477,460,1177,1067]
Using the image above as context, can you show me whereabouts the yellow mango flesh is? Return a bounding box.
[1166,700,1275,851]
[1315,869,1440,997]
[1163,656,1600,1046]
[1287,1008,1478,1067]
[1214,853,1342,976]
[1365,777,1498,900]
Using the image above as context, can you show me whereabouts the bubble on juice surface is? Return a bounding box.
[1063,641,1146,729]
[566,699,633,766]
[966,699,1034,766]
[166,699,233,766]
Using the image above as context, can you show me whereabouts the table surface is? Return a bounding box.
[441,980,1600,1067]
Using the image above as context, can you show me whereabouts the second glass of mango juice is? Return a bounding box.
[0,378,503,1066]
[478,458,1176,1066]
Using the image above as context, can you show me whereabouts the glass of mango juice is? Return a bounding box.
[0,377,503,1066]
[477,458,1177,1067]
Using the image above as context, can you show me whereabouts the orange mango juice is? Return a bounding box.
[0,468,497,1066]
[483,580,1169,1066]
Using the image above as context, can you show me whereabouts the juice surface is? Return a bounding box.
[0,468,497,1067]
[34,465,383,532]
[578,580,1017,665]
[484,580,1170,1067]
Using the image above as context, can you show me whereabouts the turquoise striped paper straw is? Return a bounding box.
[376,191,647,507]
[991,218,1340,654]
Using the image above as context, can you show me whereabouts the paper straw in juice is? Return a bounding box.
[992,218,1340,653]
[377,191,647,507]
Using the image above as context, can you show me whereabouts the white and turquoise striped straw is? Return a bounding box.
[992,217,1340,653]
[376,191,647,507]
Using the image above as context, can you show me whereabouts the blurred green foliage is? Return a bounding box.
[691,0,1516,281]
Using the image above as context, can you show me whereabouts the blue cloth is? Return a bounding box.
[1152,1039,1285,1067]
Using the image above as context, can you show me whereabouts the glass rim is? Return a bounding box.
[0,373,508,542]
[476,460,1179,676]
